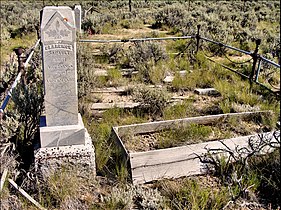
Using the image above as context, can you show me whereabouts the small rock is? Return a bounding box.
[163,75,174,83]
[194,88,220,96]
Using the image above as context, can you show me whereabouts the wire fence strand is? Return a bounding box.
[0,39,41,116]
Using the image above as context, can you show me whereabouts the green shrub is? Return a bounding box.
[132,85,170,118]
[9,49,43,166]
[171,71,193,91]
[153,4,186,30]
[124,42,167,83]
[163,100,198,120]
[77,43,97,98]
[219,99,232,114]
[100,44,123,64]
[107,67,124,87]
[214,79,261,107]
[12,82,43,142]
[89,122,112,172]
[136,60,167,85]
[82,13,117,34]
[171,59,215,91]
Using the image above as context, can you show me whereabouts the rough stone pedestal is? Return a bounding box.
[35,128,95,175]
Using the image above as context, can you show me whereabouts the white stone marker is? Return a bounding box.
[36,6,95,174]
[41,7,78,126]
[40,6,84,147]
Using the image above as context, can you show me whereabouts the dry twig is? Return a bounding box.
[8,178,46,210]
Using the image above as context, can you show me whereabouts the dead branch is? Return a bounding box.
[8,178,46,210]
[0,168,8,192]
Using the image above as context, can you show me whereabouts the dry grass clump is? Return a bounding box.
[155,176,230,210]
[101,184,165,209]
[0,193,24,210]
[22,165,100,209]
[202,133,280,209]
[132,85,170,118]
[59,197,87,210]
[0,152,23,210]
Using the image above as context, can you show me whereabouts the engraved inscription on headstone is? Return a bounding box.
[41,11,78,126]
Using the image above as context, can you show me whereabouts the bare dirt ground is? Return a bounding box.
[88,24,226,110]
[90,88,223,111]
[89,25,168,40]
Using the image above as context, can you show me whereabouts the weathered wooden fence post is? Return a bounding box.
[254,58,262,82]
[250,39,261,87]
[195,25,201,54]
[129,0,132,12]
[35,25,40,40]
[14,47,26,85]
[14,48,23,73]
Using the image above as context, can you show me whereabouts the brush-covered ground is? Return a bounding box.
[0,1,280,209]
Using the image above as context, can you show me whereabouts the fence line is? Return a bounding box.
[260,56,280,68]
[199,36,252,56]
[79,26,280,94]
[0,39,40,118]
[1,27,280,118]
[79,35,252,56]
[79,34,280,68]
[79,35,193,43]
[207,57,276,93]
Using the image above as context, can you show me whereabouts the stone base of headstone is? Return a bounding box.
[39,114,86,148]
[34,128,95,177]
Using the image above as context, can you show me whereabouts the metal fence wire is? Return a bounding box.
[1,26,280,118]
[79,25,280,93]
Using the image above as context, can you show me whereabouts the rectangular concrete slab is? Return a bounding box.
[40,114,85,147]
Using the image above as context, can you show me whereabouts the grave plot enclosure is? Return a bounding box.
[110,111,279,184]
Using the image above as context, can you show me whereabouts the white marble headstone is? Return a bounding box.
[41,7,78,126]
[36,7,95,176]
